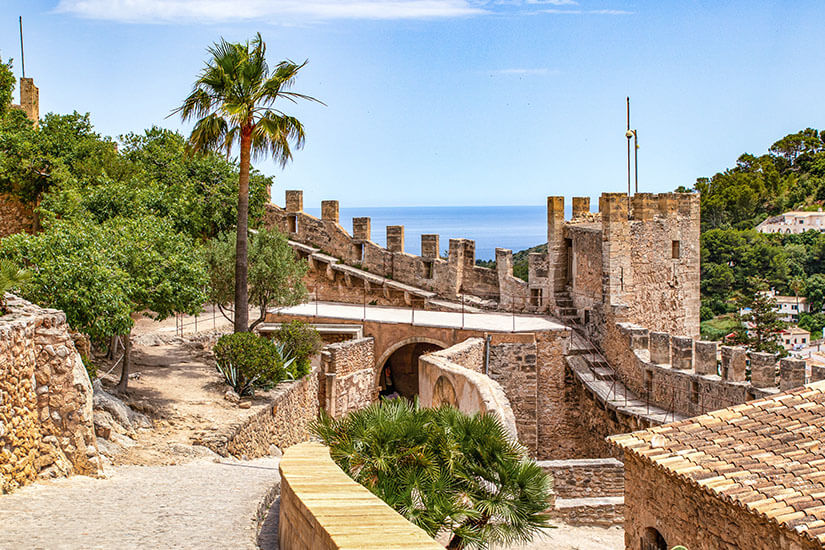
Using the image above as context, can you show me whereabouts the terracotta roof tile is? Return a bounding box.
[608,380,825,546]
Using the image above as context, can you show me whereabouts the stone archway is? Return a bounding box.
[641,527,667,550]
[375,337,448,399]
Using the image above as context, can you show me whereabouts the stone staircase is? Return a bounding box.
[554,290,580,327]
[566,331,686,427]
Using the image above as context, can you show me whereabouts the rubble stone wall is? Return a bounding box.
[0,295,100,493]
[538,457,624,499]
[0,194,34,238]
[319,338,375,418]
[622,452,819,550]
[487,334,538,455]
[207,366,320,458]
[535,329,581,459]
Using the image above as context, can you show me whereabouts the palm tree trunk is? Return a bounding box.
[234,127,252,333]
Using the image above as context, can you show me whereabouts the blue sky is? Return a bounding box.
[1,1,824,207]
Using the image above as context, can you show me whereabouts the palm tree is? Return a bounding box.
[174,33,322,332]
[313,399,553,548]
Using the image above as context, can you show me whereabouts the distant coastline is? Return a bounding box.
[304,205,567,260]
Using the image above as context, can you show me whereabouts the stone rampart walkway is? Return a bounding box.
[0,457,280,550]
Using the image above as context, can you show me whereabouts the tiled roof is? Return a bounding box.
[609,381,825,546]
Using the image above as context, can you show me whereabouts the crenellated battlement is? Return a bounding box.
[263,190,531,308]
[603,321,814,419]
[549,192,701,344]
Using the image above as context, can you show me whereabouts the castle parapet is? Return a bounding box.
[386,225,405,253]
[321,200,339,223]
[352,217,371,241]
[720,346,747,382]
[286,190,303,212]
[572,197,590,218]
[693,341,717,375]
[649,332,670,364]
[421,234,439,259]
[749,352,778,388]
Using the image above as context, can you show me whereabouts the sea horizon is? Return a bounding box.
[305,205,574,260]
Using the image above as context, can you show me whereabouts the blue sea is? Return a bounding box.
[304,205,570,260]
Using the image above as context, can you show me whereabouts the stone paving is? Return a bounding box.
[272,301,566,332]
[0,457,280,550]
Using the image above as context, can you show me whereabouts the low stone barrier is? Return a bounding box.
[202,367,319,458]
[278,441,441,549]
[538,457,624,499]
[418,339,519,440]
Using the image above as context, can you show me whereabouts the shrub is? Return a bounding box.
[275,320,321,377]
[313,399,553,549]
[213,332,289,395]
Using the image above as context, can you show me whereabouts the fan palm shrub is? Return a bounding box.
[0,259,32,313]
[312,399,552,549]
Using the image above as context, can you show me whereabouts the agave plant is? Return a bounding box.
[0,260,32,314]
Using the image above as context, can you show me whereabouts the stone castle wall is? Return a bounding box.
[263,191,530,307]
[0,295,100,493]
[418,339,519,441]
[538,457,624,499]
[601,321,805,420]
[622,452,820,550]
[554,192,701,344]
[319,337,374,418]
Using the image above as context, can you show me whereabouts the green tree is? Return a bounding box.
[206,227,308,330]
[174,33,322,333]
[0,220,134,342]
[313,399,552,549]
[806,274,825,313]
[0,58,14,117]
[103,216,208,391]
[734,289,785,353]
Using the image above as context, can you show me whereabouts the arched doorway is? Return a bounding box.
[641,527,667,550]
[376,338,445,399]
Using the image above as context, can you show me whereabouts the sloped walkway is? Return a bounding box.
[0,458,280,550]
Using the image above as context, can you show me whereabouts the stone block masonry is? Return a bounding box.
[320,337,374,418]
[279,441,441,549]
[0,295,100,493]
[538,458,624,499]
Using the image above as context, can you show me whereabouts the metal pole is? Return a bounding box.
[461,293,465,329]
[634,128,639,194]
[626,97,631,197]
[19,16,25,78]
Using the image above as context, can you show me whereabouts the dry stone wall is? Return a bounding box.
[319,337,374,418]
[204,366,319,458]
[0,295,100,493]
[0,194,34,238]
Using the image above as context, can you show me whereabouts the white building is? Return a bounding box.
[779,326,811,351]
[774,294,811,322]
[757,210,825,234]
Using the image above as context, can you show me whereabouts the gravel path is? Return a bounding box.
[0,458,280,550]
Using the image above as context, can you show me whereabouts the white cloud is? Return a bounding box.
[525,0,578,4]
[55,0,488,22]
[541,8,633,14]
